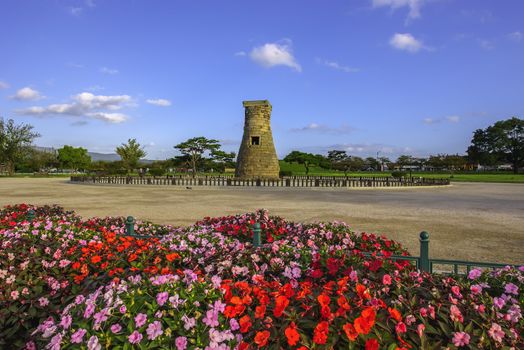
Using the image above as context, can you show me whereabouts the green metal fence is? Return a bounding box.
[123,216,520,275]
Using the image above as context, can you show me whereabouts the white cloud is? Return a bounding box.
[478,39,494,50]
[291,123,354,134]
[389,33,424,52]
[446,115,460,123]
[11,87,44,101]
[249,41,302,72]
[0,81,9,89]
[146,98,171,107]
[508,31,522,42]
[16,92,132,124]
[70,7,83,16]
[372,0,424,21]
[318,59,359,73]
[100,67,119,74]
[423,115,461,124]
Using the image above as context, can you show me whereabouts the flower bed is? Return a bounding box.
[0,204,522,349]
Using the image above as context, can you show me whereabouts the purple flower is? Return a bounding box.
[146,321,163,340]
[128,330,143,344]
[229,318,240,331]
[175,336,187,350]
[468,268,482,280]
[135,313,147,328]
[119,305,127,314]
[156,291,169,306]
[87,335,101,350]
[470,284,482,295]
[182,315,196,330]
[25,341,36,350]
[59,314,72,329]
[111,323,122,334]
[493,297,506,309]
[504,283,519,295]
[452,332,470,347]
[70,328,87,344]
[203,309,219,327]
[211,275,222,289]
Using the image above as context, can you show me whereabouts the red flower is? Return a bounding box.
[255,304,266,319]
[326,257,340,275]
[388,307,402,322]
[317,294,330,307]
[285,322,300,346]
[90,255,101,264]
[273,295,289,318]
[313,321,329,345]
[239,315,252,333]
[343,323,358,341]
[365,338,379,350]
[254,330,270,348]
[354,307,376,335]
[166,252,180,262]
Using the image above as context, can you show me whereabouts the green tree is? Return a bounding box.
[467,117,523,173]
[57,145,91,172]
[396,155,415,170]
[20,148,58,173]
[116,138,147,172]
[283,151,319,175]
[174,137,221,177]
[211,150,236,173]
[0,118,40,175]
[365,157,380,171]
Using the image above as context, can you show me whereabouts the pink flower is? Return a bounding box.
[417,323,425,338]
[395,322,407,334]
[39,297,49,307]
[488,323,504,342]
[146,321,163,340]
[382,274,392,285]
[110,324,122,334]
[25,341,36,350]
[87,335,101,350]
[452,332,470,347]
[156,292,169,306]
[468,268,482,280]
[451,286,461,297]
[59,315,72,329]
[470,284,482,295]
[450,305,463,323]
[71,328,87,344]
[11,290,19,300]
[504,283,518,295]
[128,330,143,344]
[493,297,506,309]
[175,336,187,350]
[134,313,147,328]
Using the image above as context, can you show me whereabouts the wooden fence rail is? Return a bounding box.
[70,175,450,188]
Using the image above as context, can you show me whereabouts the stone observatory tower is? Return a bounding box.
[235,100,280,179]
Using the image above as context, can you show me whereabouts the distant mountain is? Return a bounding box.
[89,152,155,164]
[88,152,121,162]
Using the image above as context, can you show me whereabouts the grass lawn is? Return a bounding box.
[278,161,524,183]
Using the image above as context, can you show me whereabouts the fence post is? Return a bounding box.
[125,216,135,236]
[26,209,35,222]
[253,222,261,247]
[419,231,430,272]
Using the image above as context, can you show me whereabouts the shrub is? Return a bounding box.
[391,171,407,178]
[279,170,293,177]
[149,167,166,177]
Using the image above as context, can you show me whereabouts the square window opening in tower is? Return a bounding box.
[251,136,260,145]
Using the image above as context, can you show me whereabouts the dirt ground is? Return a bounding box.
[0,178,523,264]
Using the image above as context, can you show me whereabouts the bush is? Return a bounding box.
[149,167,165,177]
[279,170,293,177]
[391,171,407,178]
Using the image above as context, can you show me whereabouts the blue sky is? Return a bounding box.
[1,0,523,160]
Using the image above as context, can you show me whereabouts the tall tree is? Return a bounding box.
[0,118,40,175]
[21,148,58,173]
[467,117,523,173]
[116,138,147,172]
[174,137,220,177]
[57,145,91,172]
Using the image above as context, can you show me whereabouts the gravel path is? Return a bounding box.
[1,178,523,264]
